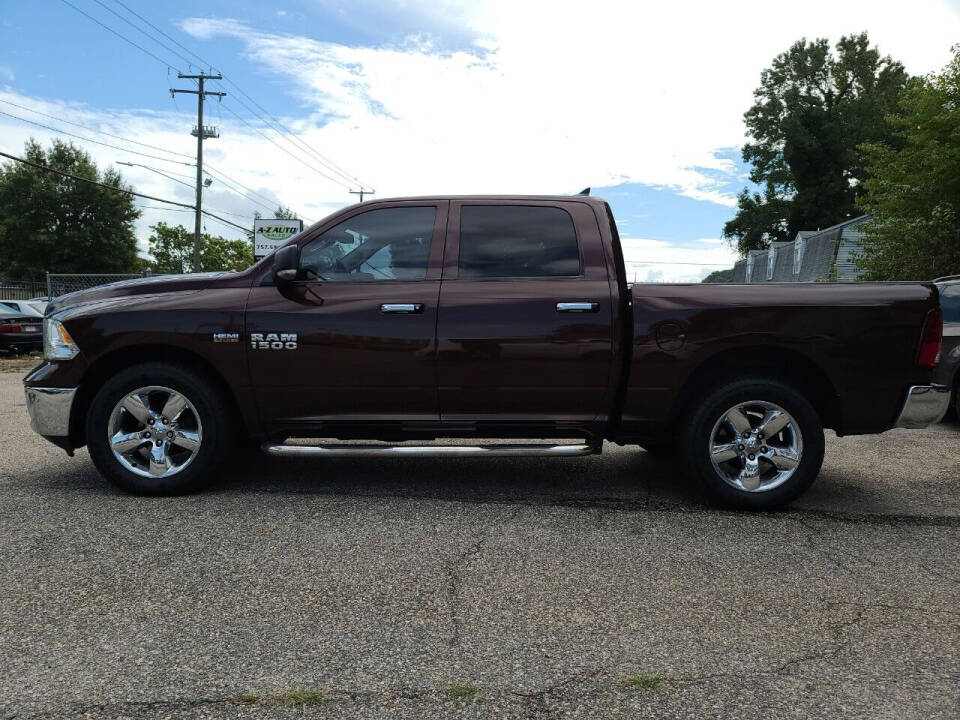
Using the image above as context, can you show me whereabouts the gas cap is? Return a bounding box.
[655,322,686,351]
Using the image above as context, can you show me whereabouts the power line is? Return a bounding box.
[202,165,278,213]
[106,0,371,191]
[0,99,306,218]
[118,161,193,189]
[203,164,313,223]
[220,90,370,190]
[135,203,194,212]
[201,213,250,234]
[219,103,351,190]
[200,209,249,233]
[1,149,250,235]
[0,98,194,160]
[54,0,356,211]
[109,0,211,68]
[91,0,198,71]
[0,149,194,208]
[0,108,193,166]
[57,0,182,71]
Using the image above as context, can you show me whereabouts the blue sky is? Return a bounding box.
[2,1,958,280]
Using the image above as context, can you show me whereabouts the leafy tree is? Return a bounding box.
[856,48,960,280]
[0,139,140,280]
[701,268,734,283]
[148,222,253,274]
[724,33,908,255]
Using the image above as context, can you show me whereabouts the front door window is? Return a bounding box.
[299,206,436,282]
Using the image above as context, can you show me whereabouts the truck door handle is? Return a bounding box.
[556,302,599,313]
[380,303,424,314]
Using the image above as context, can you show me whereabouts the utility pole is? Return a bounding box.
[349,188,375,202]
[171,72,225,271]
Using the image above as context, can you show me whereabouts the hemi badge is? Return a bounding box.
[212,332,240,343]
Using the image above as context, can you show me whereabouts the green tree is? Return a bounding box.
[701,268,734,283]
[724,33,908,256]
[0,139,140,279]
[148,222,253,273]
[856,48,960,280]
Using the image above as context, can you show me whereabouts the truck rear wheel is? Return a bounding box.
[85,362,232,495]
[680,377,824,509]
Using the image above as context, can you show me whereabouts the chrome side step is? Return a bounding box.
[262,442,599,458]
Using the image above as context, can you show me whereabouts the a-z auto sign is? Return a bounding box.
[253,218,304,259]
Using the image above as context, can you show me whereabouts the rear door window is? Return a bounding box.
[458,205,580,279]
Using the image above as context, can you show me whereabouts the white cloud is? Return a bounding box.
[177,0,959,207]
[3,0,958,279]
[620,236,738,283]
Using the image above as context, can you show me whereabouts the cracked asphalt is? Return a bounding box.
[1,370,958,719]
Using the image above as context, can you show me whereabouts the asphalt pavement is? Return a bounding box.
[1,368,957,719]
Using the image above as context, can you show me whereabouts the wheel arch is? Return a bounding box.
[70,344,250,448]
[672,345,841,432]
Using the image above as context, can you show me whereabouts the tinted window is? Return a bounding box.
[299,206,435,282]
[459,205,580,278]
[941,283,960,324]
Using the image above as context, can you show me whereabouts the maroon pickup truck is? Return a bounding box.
[24,195,950,508]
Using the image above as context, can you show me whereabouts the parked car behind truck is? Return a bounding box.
[934,277,960,416]
[0,306,43,354]
[24,195,950,508]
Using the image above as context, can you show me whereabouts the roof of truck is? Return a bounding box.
[358,194,607,204]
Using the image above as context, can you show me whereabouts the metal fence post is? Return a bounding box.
[46,272,51,300]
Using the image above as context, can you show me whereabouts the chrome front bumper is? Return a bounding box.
[894,385,951,429]
[24,386,77,437]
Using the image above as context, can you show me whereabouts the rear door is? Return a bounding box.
[436,200,615,424]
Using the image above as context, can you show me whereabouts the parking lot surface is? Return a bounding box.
[1,367,958,719]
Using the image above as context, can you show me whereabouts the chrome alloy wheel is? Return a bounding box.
[107,386,203,479]
[708,400,803,493]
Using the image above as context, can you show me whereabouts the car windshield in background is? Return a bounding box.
[0,301,43,317]
[939,283,960,324]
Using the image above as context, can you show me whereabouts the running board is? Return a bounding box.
[262,442,599,458]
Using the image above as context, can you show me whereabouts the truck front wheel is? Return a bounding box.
[85,362,232,495]
[680,377,824,509]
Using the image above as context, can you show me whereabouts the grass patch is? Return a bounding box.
[0,352,42,373]
[237,689,328,707]
[625,674,663,692]
[445,682,481,701]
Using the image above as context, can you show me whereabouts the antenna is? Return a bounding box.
[577,187,591,196]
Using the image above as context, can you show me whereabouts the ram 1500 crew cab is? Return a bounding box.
[24,195,951,508]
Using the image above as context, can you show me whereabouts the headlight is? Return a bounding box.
[43,318,79,360]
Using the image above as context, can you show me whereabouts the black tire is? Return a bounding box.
[680,376,825,510]
[85,362,233,495]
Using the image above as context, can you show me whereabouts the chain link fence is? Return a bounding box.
[46,273,147,299]
[0,280,47,300]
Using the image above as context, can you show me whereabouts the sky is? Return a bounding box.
[1,1,959,282]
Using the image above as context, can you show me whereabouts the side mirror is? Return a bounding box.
[272,244,300,283]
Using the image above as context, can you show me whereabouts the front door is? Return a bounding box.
[247,202,448,432]
[436,201,615,424]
